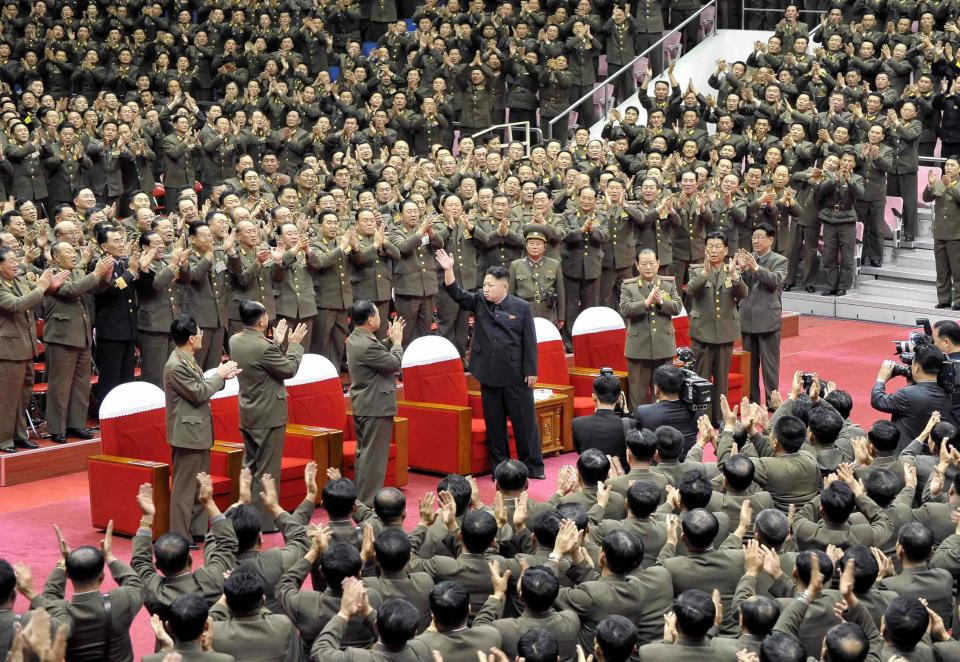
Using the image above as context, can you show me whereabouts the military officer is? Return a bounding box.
[43,245,113,443]
[815,150,864,297]
[181,218,230,370]
[308,211,354,370]
[200,117,240,203]
[163,315,241,539]
[561,186,609,345]
[736,224,789,409]
[231,301,307,531]
[388,200,444,347]
[351,208,401,339]
[436,195,479,355]
[271,221,318,353]
[620,249,682,409]
[0,252,55,453]
[6,122,50,214]
[686,231,748,424]
[855,125,894,267]
[672,172,713,288]
[770,166,802,261]
[600,179,645,309]
[538,56,574,144]
[886,103,922,242]
[923,161,960,310]
[635,178,677,275]
[162,116,201,213]
[524,189,568,261]
[137,231,185,388]
[603,5,640,101]
[345,300,405,505]
[709,175,748,250]
[227,219,282,336]
[509,229,565,326]
[475,194,524,273]
[634,0,667,72]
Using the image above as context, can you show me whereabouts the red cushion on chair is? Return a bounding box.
[287,378,348,431]
[280,456,310,481]
[537,339,571,386]
[403,358,469,406]
[573,396,595,418]
[208,474,231,496]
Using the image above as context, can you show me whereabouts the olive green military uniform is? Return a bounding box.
[388,224,444,346]
[600,205,646,308]
[620,275,682,408]
[275,247,318,357]
[561,210,609,344]
[509,255,565,325]
[0,274,43,450]
[672,199,713,287]
[226,247,280,337]
[138,256,183,387]
[350,234,401,339]
[308,237,353,369]
[923,178,960,307]
[181,250,229,371]
[436,221,478,355]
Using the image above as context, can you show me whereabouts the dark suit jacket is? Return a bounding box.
[634,399,699,454]
[572,409,628,467]
[444,282,536,388]
[871,381,952,452]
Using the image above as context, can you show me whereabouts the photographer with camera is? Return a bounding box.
[872,342,952,453]
[934,320,960,427]
[634,364,699,458]
[572,373,628,468]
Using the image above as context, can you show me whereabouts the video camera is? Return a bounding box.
[676,347,713,412]
[892,318,957,393]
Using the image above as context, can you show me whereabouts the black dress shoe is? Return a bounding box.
[836,289,847,296]
[0,446,15,453]
[530,473,547,480]
[14,439,38,449]
[904,235,915,242]
[188,543,200,551]
[804,286,816,293]
[49,434,67,443]
[822,289,837,296]
[66,427,95,439]
[783,284,793,292]
[953,303,960,311]
[936,303,952,309]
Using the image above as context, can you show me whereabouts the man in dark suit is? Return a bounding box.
[871,343,953,453]
[572,374,628,469]
[163,315,240,540]
[345,299,405,505]
[436,249,545,479]
[737,223,789,408]
[933,320,960,426]
[635,365,698,457]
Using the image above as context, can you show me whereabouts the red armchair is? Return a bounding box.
[399,336,512,475]
[285,354,408,489]
[569,307,630,401]
[89,382,240,537]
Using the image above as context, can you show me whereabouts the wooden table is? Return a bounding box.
[534,390,570,456]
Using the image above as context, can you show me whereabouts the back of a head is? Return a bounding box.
[154,533,191,575]
[557,503,589,531]
[494,460,529,492]
[65,546,105,585]
[460,510,498,553]
[595,615,637,662]
[530,510,564,549]
[864,468,902,508]
[821,481,857,523]
[883,596,929,651]
[824,390,854,419]
[931,421,958,453]
[795,550,835,585]
[626,480,661,518]
[655,425,684,460]
[430,581,470,629]
[673,589,716,639]
[437,474,472,516]
[824,622,869,662]
[223,565,265,614]
[840,546,879,594]
[373,487,406,523]
[808,405,844,445]
[321,543,362,589]
[0,560,15,605]
[867,420,900,454]
[760,632,806,662]
[653,364,684,396]
[168,593,210,643]
[601,530,643,575]
[722,454,756,492]
[680,508,719,549]
[229,504,263,553]
[915,342,946,375]
[322,478,358,519]
[678,469,713,509]
[520,566,560,612]
[625,428,657,462]
[517,628,559,662]
[772,415,807,453]
[377,598,420,647]
[593,374,621,404]
[577,448,611,484]
[754,509,789,548]
[898,521,934,563]
[740,595,781,637]
[374,528,412,573]
[239,299,266,326]
[791,395,815,425]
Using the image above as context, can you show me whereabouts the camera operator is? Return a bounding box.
[934,319,960,427]
[572,373,628,468]
[872,342,952,453]
[635,364,699,458]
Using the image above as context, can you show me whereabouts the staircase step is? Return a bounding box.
[835,293,960,325]
[859,264,936,283]
[855,279,939,302]
[889,252,937,270]
[782,290,838,317]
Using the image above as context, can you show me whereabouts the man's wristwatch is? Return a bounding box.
[548,552,562,562]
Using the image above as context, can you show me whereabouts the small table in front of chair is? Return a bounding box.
[534,391,571,455]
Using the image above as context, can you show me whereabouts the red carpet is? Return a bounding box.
[0,315,914,657]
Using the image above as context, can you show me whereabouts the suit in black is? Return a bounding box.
[946,351,960,429]
[871,380,952,453]
[634,399,699,457]
[444,281,544,474]
[573,409,628,467]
